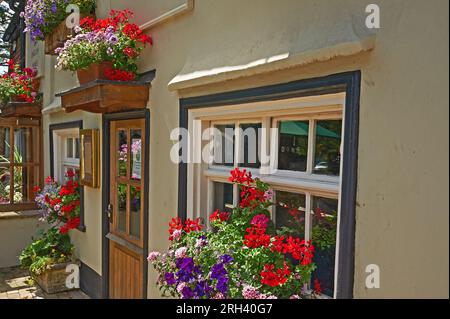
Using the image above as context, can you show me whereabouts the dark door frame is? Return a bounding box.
[101,109,150,299]
[178,71,361,299]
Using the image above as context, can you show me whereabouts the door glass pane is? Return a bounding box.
[66,138,74,158]
[213,124,235,166]
[311,196,339,297]
[239,123,261,168]
[0,166,10,204]
[117,130,127,177]
[0,127,10,163]
[130,130,142,181]
[130,185,141,238]
[117,184,127,233]
[313,120,342,176]
[274,191,306,239]
[278,121,309,172]
[213,182,233,213]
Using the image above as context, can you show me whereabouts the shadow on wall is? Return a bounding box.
[0,211,49,268]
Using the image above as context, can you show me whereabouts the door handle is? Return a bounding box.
[106,203,113,222]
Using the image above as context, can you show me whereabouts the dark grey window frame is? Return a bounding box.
[178,71,361,299]
[49,120,85,232]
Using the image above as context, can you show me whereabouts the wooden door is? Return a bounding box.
[108,119,145,299]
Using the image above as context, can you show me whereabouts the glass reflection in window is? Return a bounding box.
[313,120,342,176]
[278,121,309,172]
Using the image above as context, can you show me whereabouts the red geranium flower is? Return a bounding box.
[244,227,271,248]
[314,278,322,295]
[184,218,203,233]
[209,209,230,223]
[260,263,291,287]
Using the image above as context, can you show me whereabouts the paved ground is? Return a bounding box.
[0,267,89,299]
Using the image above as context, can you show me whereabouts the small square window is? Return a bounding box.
[66,138,74,158]
[213,124,235,166]
[313,120,342,176]
[238,123,261,168]
[213,182,234,213]
[274,190,306,239]
[277,121,309,172]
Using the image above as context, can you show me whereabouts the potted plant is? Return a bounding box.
[148,168,322,299]
[0,59,41,117]
[21,0,96,55]
[55,9,153,85]
[19,170,81,294]
[19,228,78,294]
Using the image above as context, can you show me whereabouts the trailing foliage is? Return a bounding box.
[19,227,74,276]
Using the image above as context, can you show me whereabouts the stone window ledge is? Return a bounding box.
[0,210,43,220]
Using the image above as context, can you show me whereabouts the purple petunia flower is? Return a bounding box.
[220,254,233,264]
[165,273,176,285]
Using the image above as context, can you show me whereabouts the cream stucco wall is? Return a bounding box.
[38,0,448,298]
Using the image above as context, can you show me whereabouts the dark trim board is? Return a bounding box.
[49,120,86,232]
[80,262,102,299]
[178,71,361,299]
[102,109,150,299]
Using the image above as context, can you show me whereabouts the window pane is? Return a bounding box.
[313,120,342,176]
[117,130,127,177]
[13,166,39,203]
[117,184,127,233]
[75,138,80,159]
[66,138,74,158]
[213,182,233,213]
[311,196,339,297]
[278,121,309,172]
[0,166,10,204]
[274,191,306,239]
[213,124,235,166]
[130,130,142,181]
[239,123,261,168]
[130,185,141,238]
[0,127,10,163]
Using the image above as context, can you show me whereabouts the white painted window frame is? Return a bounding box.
[52,128,80,182]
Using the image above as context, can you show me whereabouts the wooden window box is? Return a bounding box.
[44,20,75,55]
[59,71,155,114]
[0,100,42,118]
[44,14,95,55]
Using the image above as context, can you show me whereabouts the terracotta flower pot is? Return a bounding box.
[77,61,113,85]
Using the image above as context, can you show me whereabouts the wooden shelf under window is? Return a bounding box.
[0,100,43,118]
[59,71,155,114]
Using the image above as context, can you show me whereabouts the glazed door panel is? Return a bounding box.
[108,119,145,299]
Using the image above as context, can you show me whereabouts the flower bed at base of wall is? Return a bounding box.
[21,0,96,55]
[19,170,81,294]
[56,10,153,114]
[0,60,42,118]
[148,168,323,299]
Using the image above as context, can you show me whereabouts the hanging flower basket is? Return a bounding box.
[22,0,96,55]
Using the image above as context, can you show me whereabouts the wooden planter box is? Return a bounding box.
[45,20,74,55]
[44,15,94,55]
[0,100,42,118]
[60,79,152,114]
[33,261,80,294]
